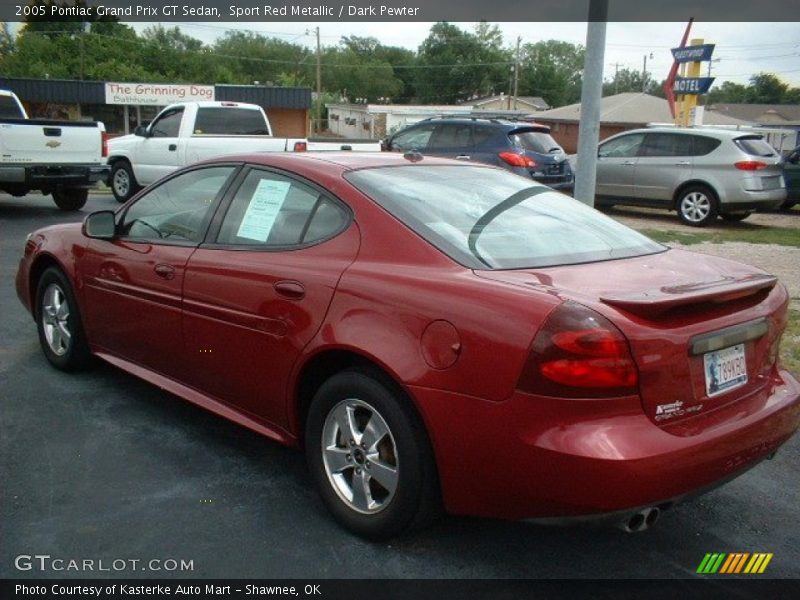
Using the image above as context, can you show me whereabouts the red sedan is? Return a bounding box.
[15,152,800,539]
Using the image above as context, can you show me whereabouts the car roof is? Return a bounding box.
[414,116,549,130]
[196,151,495,173]
[624,127,762,140]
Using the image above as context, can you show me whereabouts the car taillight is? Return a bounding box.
[517,301,639,398]
[294,141,307,152]
[101,132,108,158]
[734,160,768,170]
[498,151,537,168]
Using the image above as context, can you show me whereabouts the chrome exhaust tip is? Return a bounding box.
[619,506,661,533]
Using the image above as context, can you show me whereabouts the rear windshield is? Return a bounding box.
[193,107,270,135]
[509,129,562,154]
[0,95,24,119]
[734,136,776,157]
[345,166,664,270]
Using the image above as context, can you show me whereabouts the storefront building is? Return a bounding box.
[0,77,312,137]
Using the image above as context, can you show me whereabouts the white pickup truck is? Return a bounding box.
[107,100,380,202]
[0,90,109,210]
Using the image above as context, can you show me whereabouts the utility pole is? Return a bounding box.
[315,26,321,135]
[611,62,621,94]
[79,22,89,80]
[512,36,521,110]
[642,52,653,93]
[574,0,608,207]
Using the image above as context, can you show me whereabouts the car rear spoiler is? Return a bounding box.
[600,273,778,317]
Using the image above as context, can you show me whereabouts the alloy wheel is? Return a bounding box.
[321,398,399,514]
[41,283,71,356]
[680,191,712,223]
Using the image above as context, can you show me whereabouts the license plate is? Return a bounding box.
[703,344,747,397]
[760,176,781,190]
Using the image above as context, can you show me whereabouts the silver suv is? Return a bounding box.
[594,127,786,226]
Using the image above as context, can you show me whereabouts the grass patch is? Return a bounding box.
[638,228,800,247]
[782,309,800,376]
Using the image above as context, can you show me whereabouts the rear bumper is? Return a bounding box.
[720,187,786,211]
[0,163,109,191]
[411,368,800,520]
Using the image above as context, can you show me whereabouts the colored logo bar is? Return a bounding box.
[697,553,773,574]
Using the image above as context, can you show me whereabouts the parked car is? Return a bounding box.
[592,127,786,226]
[16,153,800,540]
[780,144,800,209]
[0,89,109,210]
[107,100,380,203]
[383,116,574,190]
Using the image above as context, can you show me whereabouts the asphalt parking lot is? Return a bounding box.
[1,192,799,579]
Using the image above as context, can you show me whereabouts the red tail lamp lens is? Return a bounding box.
[518,301,639,398]
[498,152,537,168]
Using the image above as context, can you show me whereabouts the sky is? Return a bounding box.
[133,21,800,88]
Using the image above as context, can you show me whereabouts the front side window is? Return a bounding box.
[390,124,436,152]
[345,165,664,270]
[216,169,349,247]
[119,166,235,242]
[598,133,645,158]
[150,108,183,137]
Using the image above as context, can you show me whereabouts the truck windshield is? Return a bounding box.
[345,165,664,270]
[193,107,270,135]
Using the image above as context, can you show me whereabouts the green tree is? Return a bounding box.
[213,31,311,87]
[340,35,417,101]
[518,40,584,107]
[603,67,662,96]
[747,73,789,104]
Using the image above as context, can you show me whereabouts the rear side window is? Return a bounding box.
[194,107,270,135]
[472,125,496,147]
[216,169,348,247]
[690,135,721,156]
[509,129,562,154]
[0,95,24,118]
[734,136,776,157]
[640,133,693,157]
[429,123,473,150]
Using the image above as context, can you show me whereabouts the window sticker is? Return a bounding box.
[236,179,292,242]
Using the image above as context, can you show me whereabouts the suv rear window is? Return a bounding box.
[345,165,663,270]
[194,107,270,135]
[734,136,776,157]
[509,129,562,154]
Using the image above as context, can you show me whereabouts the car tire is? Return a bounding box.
[677,185,718,227]
[720,211,752,222]
[35,267,91,371]
[52,188,88,211]
[110,160,140,203]
[306,369,440,540]
[780,199,798,211]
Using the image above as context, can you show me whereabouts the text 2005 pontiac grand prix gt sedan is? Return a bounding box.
[16,152,800,539]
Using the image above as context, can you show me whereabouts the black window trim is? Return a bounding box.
[200,164,354,252]
[114,162,244,247]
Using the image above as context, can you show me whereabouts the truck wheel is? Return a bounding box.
[52,189,88,211]
[110,161,140,203]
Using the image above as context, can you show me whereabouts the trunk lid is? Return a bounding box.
[477,248,787,428]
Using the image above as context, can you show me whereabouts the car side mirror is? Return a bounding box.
[83,211,117,239]
[134,125,148,137]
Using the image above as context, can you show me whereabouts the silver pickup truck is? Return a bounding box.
[0,90,109,210]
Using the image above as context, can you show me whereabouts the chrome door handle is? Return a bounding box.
[456,155,471,160]
[675,161,691,166]
[622,161,636,166]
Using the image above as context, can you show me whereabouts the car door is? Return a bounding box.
[596,132,645,198]
[633,132,694,204]
[79,165,238,378]
[180,167,359,429]
[784,146,800,201]
[133,107,185,185]
[426,122,475,161]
